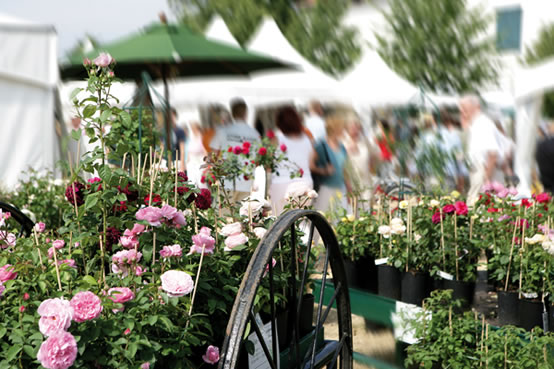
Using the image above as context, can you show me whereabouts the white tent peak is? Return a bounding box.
[340,48,417,105]
[247,17,332,79]
[0,12,55,31]
[205,15,240,47]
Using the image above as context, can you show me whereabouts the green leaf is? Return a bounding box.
[71,129,82,141]
[22,345,35,359]
[120,110,132,125]
[85,127,95,139]
[244,340,255,355]
[100,109,111,123]
[5,345,21,362]
[69,87,83,100]
[0,327,6,339]
[147,315,158,326]
[158,316,174,332]
[84,194,99,210]
[83,104,97,118]
[82,275,97,286]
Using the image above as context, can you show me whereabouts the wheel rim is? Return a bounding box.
[219,209,353,369]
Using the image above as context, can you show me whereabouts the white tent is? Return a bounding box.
[339,49,418,106]
[204,16,240,47]
[245,17,340,102]
[0,14,60,189]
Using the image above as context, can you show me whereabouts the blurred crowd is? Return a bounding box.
[116,94,554,215]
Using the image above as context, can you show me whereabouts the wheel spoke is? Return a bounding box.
[289,224,300,367]
[328,335,347,369]
[268,253,278,368]
[309,241,330,367]
[297,221,315,318]
[248,311,279,369]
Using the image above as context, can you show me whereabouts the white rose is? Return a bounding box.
[253,227,267,239]
[525,234,544,245]
[307,190,318,199]
[430,199,440,207]
[378,225,391,238]
[285,182,311,199]
[220,222,242,236]
[399,200,408,209]
[391,218,404,227]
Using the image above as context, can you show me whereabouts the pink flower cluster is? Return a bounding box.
[0,264,17,282]
[35,221,46,233]
[482,182,518,199]
[189,227,215,255]
[160,270,194,298]
[0,282,5,298]
[0,231,16,248]
[111,250,144,277]
[120,223,146,249]
[160,244,183,259]
[220,222,248,251]
[136,205,186,228]
[432,201,468,224]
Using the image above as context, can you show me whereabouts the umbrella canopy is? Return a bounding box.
[60,21,293,152]
[61,22,290,81]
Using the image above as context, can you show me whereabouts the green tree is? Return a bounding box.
[375,0,499,93]
[168,0,361,76]
[525,23,554,118]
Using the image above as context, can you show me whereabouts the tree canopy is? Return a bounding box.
[525,23,554,118]
[168,0,361,76]
[375,0,499,94]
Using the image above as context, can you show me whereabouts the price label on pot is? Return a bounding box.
[437,270,454,280]
[374,258,389,265]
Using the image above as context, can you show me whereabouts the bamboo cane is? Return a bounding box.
[505,216,520,291]
[51,246,62,291]
[32,228,44,268]
[186,243,206,329]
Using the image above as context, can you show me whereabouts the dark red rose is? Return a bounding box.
[432,211,443,224]
[113,201,128,213]
[258,147,267,156]
[442,204,455,214]
[144,194,162,205]
[177,171,188,182]
[117,184,138,202]
[454,201,468,216]
[233,146,242,155]
[195,189,212,210]
[65,181,85,206]
[266,130,275,139]
[104,226,121,253]
[534,192,551,204]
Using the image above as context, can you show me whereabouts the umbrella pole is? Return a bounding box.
[163,67,172,168]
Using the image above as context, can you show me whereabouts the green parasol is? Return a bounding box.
[61,19,293,152]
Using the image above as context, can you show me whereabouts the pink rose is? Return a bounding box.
[83,58,91,66]
[135,265,147,276]
[431,211,443,225]
[136,206,163,227]
[171,211,187,227]
[280,144,287,152]
[23,292,30,301]
[52,240,65,249]
[160,204,177,220]
[535,192,551,204]
[38,298,74,337]
[141,363,150,369]
[0,264,17,282]
[160,244,183,259]
[19,305,25,313]
[59,259,77,269]
[497,188,509,199]
[93,52,113,68]
[0,232,16,248]
[70,291,103,323]
[220,222,242,237]
[442,204,455,214]
[454,201,468,216]
[202,345,220,365]
[127,223,146,236]
[224,233,248,251]
[35,222,46,233]
[190,227,215,255]
[48,247,56,259]
[263,258,277,277]
[108,287,135,306]
[124,328,131,335]
[120,235,138,249]
[160,270,194,297]
[37,331,77,369]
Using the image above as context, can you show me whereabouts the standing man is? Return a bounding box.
[210,98,261,202]
[459,95,500,204]
[304,101,326,143]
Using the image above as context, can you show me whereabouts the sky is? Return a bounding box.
[1,0,175,59]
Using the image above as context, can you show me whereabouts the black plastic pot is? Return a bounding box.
[343,259,358,289]
[355,255,378,293]
[443,279,475,309]
[518,298,544,331]
[548,304,554,332]
[426,275,443,297]
[299,294,315,338]
[401,271,427,306]
[377,265,401,300]
[497,291,519,326]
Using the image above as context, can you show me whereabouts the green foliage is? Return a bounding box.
[405,290,554,369]
[168,0,361,76]
[376,0,499,93]
[524,23,554,118]
[1,170,69,230]
[334,209,379,261]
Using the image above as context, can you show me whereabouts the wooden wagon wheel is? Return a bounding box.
[0,201,34,237]
[219,209,353,369]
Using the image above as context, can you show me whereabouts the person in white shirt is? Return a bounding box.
[459,95,500,204]
[210,98,261,202]
[270,106,314,215]
[304,101,326,142]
